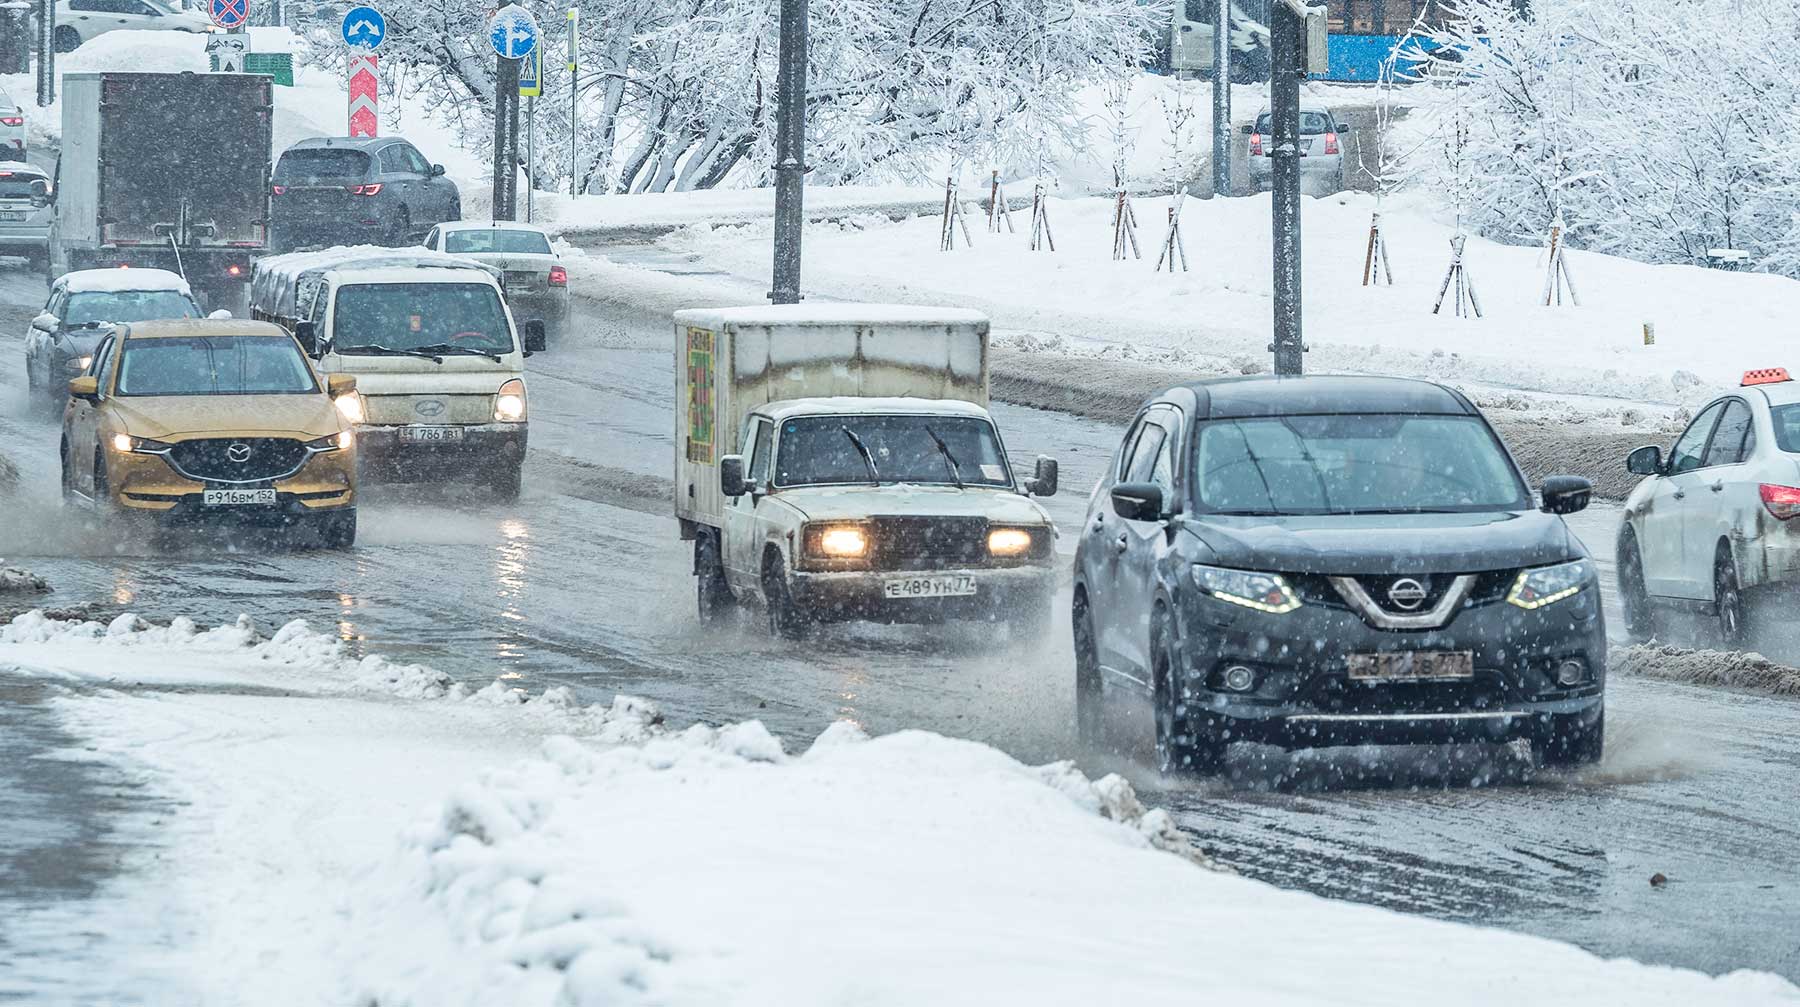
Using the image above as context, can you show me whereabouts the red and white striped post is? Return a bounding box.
[348,53,378,137]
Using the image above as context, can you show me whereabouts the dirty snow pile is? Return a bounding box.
[340,721,1797,1006]
[0,564,47,594]
[1612,644,1800,699]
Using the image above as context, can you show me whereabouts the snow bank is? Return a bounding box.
[542,184,945,240]
[1612,644,1800,699]
[344,723,1797,1006]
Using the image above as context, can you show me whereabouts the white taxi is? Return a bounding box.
[1618,367,1800,645]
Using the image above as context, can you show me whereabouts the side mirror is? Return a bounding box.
[429,164,447,177]
[327,373,357,397]
[68,375,99,401]
[1111,481,1165,523]
[1239,123,1254,135]
[29,178,51,208]
[522,319,547,354]
[1025,455,1059,497]
[1336,121,1352,134]
[207,308,232,320]
[1540,475,1593,515]
[30,312,58,333]
[719,454,749,499]
[1625,445,1663,477]
[293,320,318,355]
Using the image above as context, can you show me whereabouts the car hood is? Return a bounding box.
[1182,510,1580,575]
[108,394,340,440]
[776,485,1053,526]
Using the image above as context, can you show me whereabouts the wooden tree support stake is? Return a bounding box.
[1433,233,1483,318]
[1540,215,1580,306]
[1362,210,1393,286]
[1111,188,1141,261]
[987,170,1015,234]
[1155,194,1189,274]
[1029,182,1056,252]
[939,175,974,252]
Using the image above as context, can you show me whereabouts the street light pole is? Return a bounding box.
[567,7,579,198]
[1268,0,1305,376]
[769,0,807,305]
[35,0,54,107]
[1210,0,1230,198]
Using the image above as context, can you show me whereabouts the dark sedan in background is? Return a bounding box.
[270,136,461,251]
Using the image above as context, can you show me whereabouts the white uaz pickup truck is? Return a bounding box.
[673,305,1059,638]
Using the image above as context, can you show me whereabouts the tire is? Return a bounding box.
[1714,550,1750,649]
[53,26,80,52]
[1534,707,1604,768]
[1617,529,1656,642]
[490,458,523,501]
[695,532,731,623]
[762,552,809,641]
[1151,606,1225,776]
[1073,589,1106,747]
[315,509,357,549]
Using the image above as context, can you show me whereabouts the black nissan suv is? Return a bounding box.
[1072,376,1605,775]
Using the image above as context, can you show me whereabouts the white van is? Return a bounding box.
[250,247,547,498]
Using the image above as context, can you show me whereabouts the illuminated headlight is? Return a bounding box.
[308,431,353,452]
[72,355,93,371]
[334,392,365,423]
[112,433,172,454]
[987,527,1035,556]
[1192,564,1302,614]
[808,525,869,559]
[495,378,527,422]
[1507,559,1593,610]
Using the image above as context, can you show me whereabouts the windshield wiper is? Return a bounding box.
[923,425,964,489]
[410,343,504,363]
[336,344,444,363]
[841,426,881,486]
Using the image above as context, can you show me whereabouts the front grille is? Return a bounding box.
[847,516,1052,573]
[1347,574,1456,615]
[1293,570,1520,614]
[1299,668,1515,715]
[166,437,309,484]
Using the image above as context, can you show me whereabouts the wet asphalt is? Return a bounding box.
[0,261,1796,984]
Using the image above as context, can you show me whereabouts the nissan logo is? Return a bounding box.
[226,442,254,464]
[1387,578,1429,611]
[414,400,446,418]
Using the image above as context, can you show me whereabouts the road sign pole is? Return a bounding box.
[348,53,379,138]
[487,4,537,222]
[1211,0,1230,198]
[1269,0,1304,376]
[35,0,54,107]
[769,0,808,305]
[526,97,535,223]
[567,7,578,198]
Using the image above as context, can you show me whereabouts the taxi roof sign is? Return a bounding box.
[1742,367,1792,386]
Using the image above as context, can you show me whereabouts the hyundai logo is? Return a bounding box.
[226,442,254,464]
[1387,578,1429,611]
[414,399,446,418]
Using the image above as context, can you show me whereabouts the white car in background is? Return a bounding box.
[51,0,217,51]
[423,221,570,342]
[1617,367,1800,646]
[0,163,54,269]
[0,88,25,163]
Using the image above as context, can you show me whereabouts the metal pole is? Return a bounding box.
[35,0,54,107]
[526,96,535,222]
[1268,0,1304,375]
[769,0,808,304]
[491,2,521,221]
[1211,0,1230,197]
[567,7,579,197]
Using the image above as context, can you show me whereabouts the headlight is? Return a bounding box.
[1192,564,1302,614]
[988,527,1034,556]
[307,431,353,452]
[334,392,364,424]
[807,525,869,559]
[1506,559,1593,610]
[112,434,172,454]
[495,378,527,422]
[73,355,93,371]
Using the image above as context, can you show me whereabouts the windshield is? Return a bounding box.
[331,282,514,355]
[116,336,318,397]
[445,229,553,255]
[63,290,201,327]
[274,149,372,183]
[774,414,1013,488]
[1192,414,1531,515]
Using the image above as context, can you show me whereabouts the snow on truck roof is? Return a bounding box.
[759,397,993,422]
[250,245,502,317]
[59,268,191,295]
[674,304,989,329]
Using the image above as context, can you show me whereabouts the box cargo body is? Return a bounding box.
[52,72,273,305]
[673,304,989,533]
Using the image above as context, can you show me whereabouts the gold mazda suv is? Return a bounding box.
[60,319,360,547]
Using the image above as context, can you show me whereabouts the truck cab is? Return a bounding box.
[673,305,1058,638]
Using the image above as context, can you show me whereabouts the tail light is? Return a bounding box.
[548,265,567,286]
[226,264,243,277]
[0,117,22,127]
[1249,133,1264,156]
[1323,131,1340,155]
[346,183,383,196]
[1760,484,1800,520]
[271,184,287,195]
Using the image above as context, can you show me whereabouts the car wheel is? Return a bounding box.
[1534,707,1604,768]
[1618,529,1656,641]
[762,552,809,641]
[316,509,358,549]
[695,532,732,622]
[489,458,523,501]
[1714,549,1750,649]
[53,25,80,52]
[1073,589,1106,747]
[1151,605,1225,776]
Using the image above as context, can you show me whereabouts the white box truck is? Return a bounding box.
[674,304,1060,638]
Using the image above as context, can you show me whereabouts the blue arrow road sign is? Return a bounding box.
[210,0,247,29]
[341,5,386,50]
[488,7,539,60]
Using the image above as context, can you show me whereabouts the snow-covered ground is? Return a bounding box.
[4,611,1796,1004]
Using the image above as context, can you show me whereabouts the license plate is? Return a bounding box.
[884,575,977,599]
[399,426,465,443]
[203,488,276,507]
[0,211,26,221]
[1347,651,1475,681]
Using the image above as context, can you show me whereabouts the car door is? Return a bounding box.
[1682,398,1756,596]
[1640,401,1723,597]
[1116,407,1182,680]
[63,0,105,38]
[1090,408,1172,679]
[402,144,456,222]
[65,333,114,495]
[375,145,413,222]
[723,415,774,592]
[25,285,60,384]
[119,0,162,31]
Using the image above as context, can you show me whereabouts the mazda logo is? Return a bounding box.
[226,442,253,464]
[414,400,446,418]
[1387,578,1429,611]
